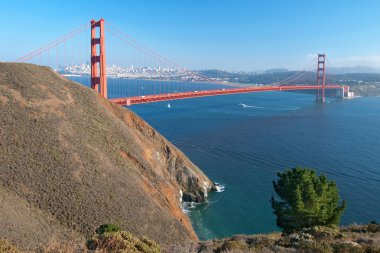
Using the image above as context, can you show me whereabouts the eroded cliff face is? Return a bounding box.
[0,63,214,251]
[105,97,215,238]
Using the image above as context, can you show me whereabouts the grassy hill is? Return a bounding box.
[0,63,214,252]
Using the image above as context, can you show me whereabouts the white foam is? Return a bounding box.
[214,182,226,192]
[180,201,200,214]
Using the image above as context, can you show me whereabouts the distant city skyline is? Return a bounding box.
[1,0,380,71]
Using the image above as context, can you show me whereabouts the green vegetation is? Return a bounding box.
[95,223,122,235]
[332,242,365,253]
[196,224,380,252]
[271,167,347,232]
[217,240,249,252]
[88,230,160,253]
[299,241,334,253]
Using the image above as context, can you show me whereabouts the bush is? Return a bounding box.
[87,231,160,253]
[271,167,346,232]
[0,240,22,253]
[304,226,339,240]
[332,242,364,253]
[298,241,333,253]
[367,223,380,233]
[246,236,273,250]
[217,240,249,252]
[95,223,122,235]
[362,244,380,253]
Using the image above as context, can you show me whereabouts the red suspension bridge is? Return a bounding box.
[16,18,349,106]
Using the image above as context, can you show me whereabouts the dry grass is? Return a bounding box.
[0,62,213,251]
[195,225,380,253]
[88,231,160,253]
[41,238,86,253]
[0,239,22,253]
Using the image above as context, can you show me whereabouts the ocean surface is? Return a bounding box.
[71,77,380,240]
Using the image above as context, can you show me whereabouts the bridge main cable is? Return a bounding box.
[16,22,91,62]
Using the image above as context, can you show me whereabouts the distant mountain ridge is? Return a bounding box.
[327,66,380,74]
[198,68,380,86]
[198,66,380,78]
[197,67,380,96]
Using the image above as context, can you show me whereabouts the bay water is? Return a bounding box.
[71,77,380,240]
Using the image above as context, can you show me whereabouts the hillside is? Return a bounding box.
[0,63,215,251]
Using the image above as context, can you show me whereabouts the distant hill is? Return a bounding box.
[198,68,380,96]
[0,63,214,251]
[264,68,289,73]
[198,69,380,91]
[328,66,380,74]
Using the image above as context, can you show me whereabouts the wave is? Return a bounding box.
[181,201,200,214]
[208,200,219,205]
[214,182,226,192]
[180,184,224,214]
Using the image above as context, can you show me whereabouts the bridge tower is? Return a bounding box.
[316,54,326,103]
[91,18,107,98]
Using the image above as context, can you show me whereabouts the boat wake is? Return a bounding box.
[239,103,300,111]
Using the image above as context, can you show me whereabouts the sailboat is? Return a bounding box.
[167,103,171,108]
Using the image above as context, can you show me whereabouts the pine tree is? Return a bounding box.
[270,167,346,232]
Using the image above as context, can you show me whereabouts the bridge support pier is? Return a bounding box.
[91,18,107,98]
[316,54,326,103]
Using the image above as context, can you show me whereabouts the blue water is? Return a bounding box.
[68,76,228,98]
[70,77,380,240]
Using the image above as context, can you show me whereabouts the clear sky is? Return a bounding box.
[1,0,380,71]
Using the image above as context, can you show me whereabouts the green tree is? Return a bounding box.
[270,167,346,232]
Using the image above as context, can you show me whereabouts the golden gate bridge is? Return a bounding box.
[16,18,349,106]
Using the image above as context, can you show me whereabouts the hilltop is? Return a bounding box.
[0,63,215,251]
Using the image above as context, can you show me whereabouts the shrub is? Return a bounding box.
[362,244,380,253]
[367,223,380,233]
[332,242,364,253]
[0,240,22,253]
[271,167,346,233]
[217,240,249,253]
[304,226,339,240]
[87,231,160,253]
[95,223,122,235]
[298,241,333,253]
[246,236,273,250]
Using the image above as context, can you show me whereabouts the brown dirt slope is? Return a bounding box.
[0,63,214,251]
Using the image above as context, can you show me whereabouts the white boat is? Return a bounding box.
[239,103,247,108]
[167,103,171,108]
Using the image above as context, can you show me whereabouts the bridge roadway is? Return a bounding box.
[109,85,343,106]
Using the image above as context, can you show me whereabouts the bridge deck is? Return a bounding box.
[109,85,342,106]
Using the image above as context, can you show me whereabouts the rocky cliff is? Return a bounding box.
[0,63,214,251]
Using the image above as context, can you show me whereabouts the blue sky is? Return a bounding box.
[1,0,380,71]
